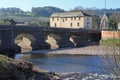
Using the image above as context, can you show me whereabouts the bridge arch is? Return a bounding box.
[70,34,87,47]
[70,35,77,47]
[15,33,36,52]
[45,32,75,49]
[46,33,60,49]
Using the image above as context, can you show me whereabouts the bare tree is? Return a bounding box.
[100,46,120,77]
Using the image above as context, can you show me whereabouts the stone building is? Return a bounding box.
[50,11,92,29]
[100,13,109,30]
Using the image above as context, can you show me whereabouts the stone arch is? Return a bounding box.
[70,35,77,47]
[46,33,61,49]
[15,33,36,52]
[70,35,87,47]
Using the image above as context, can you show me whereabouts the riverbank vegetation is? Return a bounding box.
[100,39,120,46]
[0,55,10,65]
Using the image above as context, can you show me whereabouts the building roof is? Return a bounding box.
[50,11,92,18]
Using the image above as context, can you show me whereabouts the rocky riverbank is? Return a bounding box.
[1,54,120,80]
[0,55,59,80]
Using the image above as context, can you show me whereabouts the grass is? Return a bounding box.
[0,58,8,66]
[0,54,11,65]
[0,15,49,26]
[0,58,8,63]
[101,39,120,46]
[0,15,49,22]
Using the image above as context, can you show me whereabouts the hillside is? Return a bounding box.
[73,6,120,16]
[0,6,64,24]
[1,6,120,18]
[31,6,65,17]
[0,6,120,27]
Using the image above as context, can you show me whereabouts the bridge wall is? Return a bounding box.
[102,31,120,39]
[0,25,101,54]
[0,30,21,54]
[45,32,75,48]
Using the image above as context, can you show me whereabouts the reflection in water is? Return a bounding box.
[15,54,104,73]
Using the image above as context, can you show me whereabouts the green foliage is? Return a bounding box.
[0,6,58,26]
[0,57,9,66]
[9,19,16,25]
[31,6,64,17]
[1,19,16,25]
[0,15,49,26]
[108,12,120,30]
[108,19,117,30]
[92,15,100,29]
[101,39,120,46]
[0,58,8,63]
[0,19,11,25]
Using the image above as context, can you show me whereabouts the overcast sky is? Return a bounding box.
[0,0,119,11]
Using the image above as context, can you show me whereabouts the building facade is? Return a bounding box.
[50,11,92,29]
[100,13,109,30]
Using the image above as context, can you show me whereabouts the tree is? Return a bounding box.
[31,6,64,17]
[3,19,16,25]
[108,19,117,30]
[9,19,16,25]
[108,12,120,30]
[92,15,100,29]
[101,46,120,77]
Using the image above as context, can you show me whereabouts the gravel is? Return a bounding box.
[31,45,120,55]
[57,72,120,80]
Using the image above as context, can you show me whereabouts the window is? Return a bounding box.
[79,17,81,20]
[63,19,64,22]
[74,17,76,20]
[86,22,90,28]
[103,19,108,29]
[57,18,59,21]
[77,23,80,27]
[55,23,56,27]
[87,17,89,20]
[52,18,54,21]
[70,23,72,27]
[87,22,90,25]
[65,17,67,21]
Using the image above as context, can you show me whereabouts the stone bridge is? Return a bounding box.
[0,25,101,54]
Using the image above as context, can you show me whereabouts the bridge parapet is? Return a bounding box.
[48,27,101,33]
[0,25,101,33]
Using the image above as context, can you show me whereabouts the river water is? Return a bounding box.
[15,53,106,74]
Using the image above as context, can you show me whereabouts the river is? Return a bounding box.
[15,53,106,74]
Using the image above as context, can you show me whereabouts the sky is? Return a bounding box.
[0,0,119,11]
